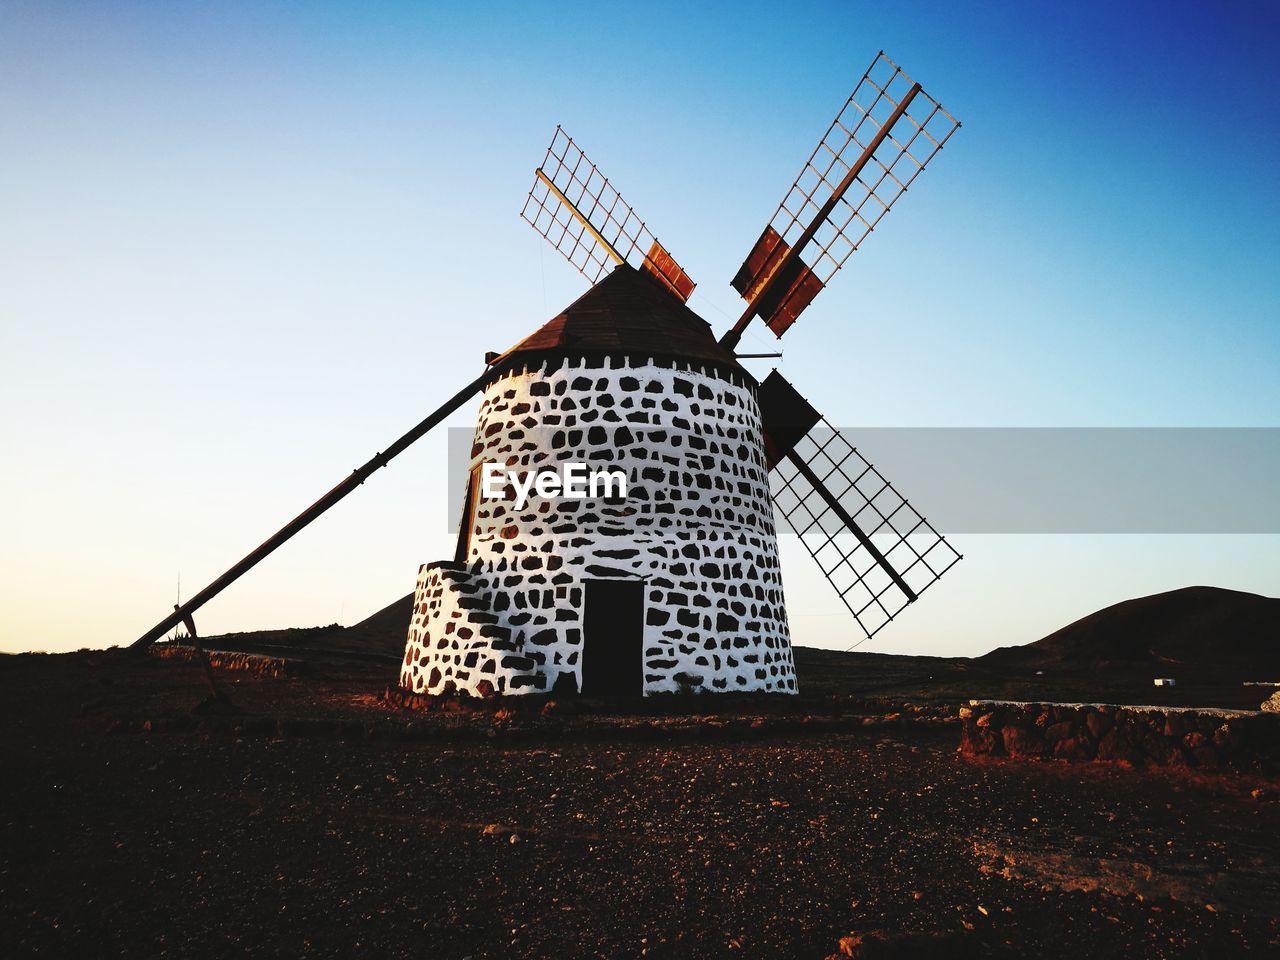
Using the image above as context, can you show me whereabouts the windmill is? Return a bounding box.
[510,51,963,637]
[131,52,962,698]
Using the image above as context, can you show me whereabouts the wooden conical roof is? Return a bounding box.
[494,264,745,372]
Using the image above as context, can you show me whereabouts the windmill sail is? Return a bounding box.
[758,371,960,640]
[520,127,696,301]
[727,52,959,342]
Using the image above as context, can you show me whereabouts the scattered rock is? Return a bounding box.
[831,929,984,959]
[1044,720,1074,744]
[1096,730,1139,766]
[1085,711,1113,739]
[1000,725,1038,757]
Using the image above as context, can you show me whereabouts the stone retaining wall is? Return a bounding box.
[150,645,306,678]
[959,700,1280,774]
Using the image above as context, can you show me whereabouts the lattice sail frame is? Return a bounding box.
[745,51,960,330]
[771,421,962,641]
[520,126,695,300]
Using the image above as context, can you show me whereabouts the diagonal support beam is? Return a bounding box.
[129,366,497,650]
[785,448,917,603]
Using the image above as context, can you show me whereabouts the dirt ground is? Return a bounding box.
[3,650,1278,959]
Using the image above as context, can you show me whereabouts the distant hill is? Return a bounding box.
[198,594,413,660]
[343,593,414,654]
[199,584,1279,692]
[980,586,1280,678]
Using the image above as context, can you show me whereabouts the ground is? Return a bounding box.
[2,648,1278,958]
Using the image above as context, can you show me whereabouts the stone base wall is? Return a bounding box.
[400,526,798,697]
[959,700,1280,774]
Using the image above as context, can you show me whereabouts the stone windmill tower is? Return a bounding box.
[129,53,963,698]
[401,264,796,697]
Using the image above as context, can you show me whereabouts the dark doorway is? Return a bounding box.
[581,579,644,697]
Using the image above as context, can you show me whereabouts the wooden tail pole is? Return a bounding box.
[721,82,921,352]
[130,366,495,650]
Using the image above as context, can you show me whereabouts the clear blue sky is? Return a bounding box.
[2,0,1277,655]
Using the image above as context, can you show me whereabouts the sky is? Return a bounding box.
[1,0,1277,656]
